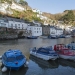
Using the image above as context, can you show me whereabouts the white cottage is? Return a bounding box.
[50,26,63,36]
[27,26,42,36]
[0,19,8,27]
[6,17,28,30]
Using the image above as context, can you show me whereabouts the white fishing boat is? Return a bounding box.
[30,46,59,61]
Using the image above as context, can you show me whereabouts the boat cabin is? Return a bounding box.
[2,50,25,62]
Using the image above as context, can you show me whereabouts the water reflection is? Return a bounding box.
[1,67,28,75]
[58,58,75,68]
[29,55,59,69]
[30,55,75,69]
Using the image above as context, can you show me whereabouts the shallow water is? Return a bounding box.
[0,38,75,75]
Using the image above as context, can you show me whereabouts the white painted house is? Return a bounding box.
[6,17,28,30]
[27,26,42,36]
[37,14,47,20]
[0,17,28,30]
[50,26,63,36]
[0,19,8,27]
[32,9,42,14]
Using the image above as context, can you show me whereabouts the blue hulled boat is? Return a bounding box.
[58,35,65,38]
[2,49,27,70]
[27,36,38,39]
[30,46,59,60]
[48,35,58,39]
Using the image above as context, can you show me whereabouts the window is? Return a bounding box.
[7,57,16,62]
[37,31,38,33]
[18,24,20,26]
[18,27,20,29]
[22,24,23,27]
[11,24,13,28]
[22,25,23,29]
[16,55,24,60]
[35,31,36,33]
[15,24,17,29]
[34,28,36,30]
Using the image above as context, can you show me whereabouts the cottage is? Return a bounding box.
[50,26,63,36]
[27,26,42,36]
[42,25,50,36]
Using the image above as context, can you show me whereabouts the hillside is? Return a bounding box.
[0,0,43,23]
[0,0,75,26]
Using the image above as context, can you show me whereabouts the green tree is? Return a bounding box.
[19,0,28,6]
[61,10,75,24]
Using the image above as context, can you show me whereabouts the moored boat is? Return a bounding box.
[48,35,58,39]
[54,44,75,60]
[30,46,59,61]
[27,36,38,39]
[58,35,65,38]
[2,49,27,71]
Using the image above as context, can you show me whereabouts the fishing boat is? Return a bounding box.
[30,46,59,61]
[65,35,71,38]
[54,44,75,60]
[48,35,58,39]
[2,49,28,71]
[58,35,65,38]
[27,36,38,39]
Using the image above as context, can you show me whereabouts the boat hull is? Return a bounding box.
[30,51,58,61]
[2,59,26,70]
[59,54,75,60]
[27,36,37,39]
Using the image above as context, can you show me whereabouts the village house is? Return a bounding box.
[0,18,8,31]
[0,17,28,36]
[32,9,42,14]
[27,25,42,36]
[50,26,63,36]
[42,25,50,36]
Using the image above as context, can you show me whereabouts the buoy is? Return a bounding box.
[2,66,7,72]
[26,61,29,65]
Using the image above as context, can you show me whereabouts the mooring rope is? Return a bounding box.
[9,67,11,75]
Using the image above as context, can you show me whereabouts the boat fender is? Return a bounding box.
[24,61,29,67]
[26,61,29,65]
[2,66,7,72]
[0,56,2,59]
